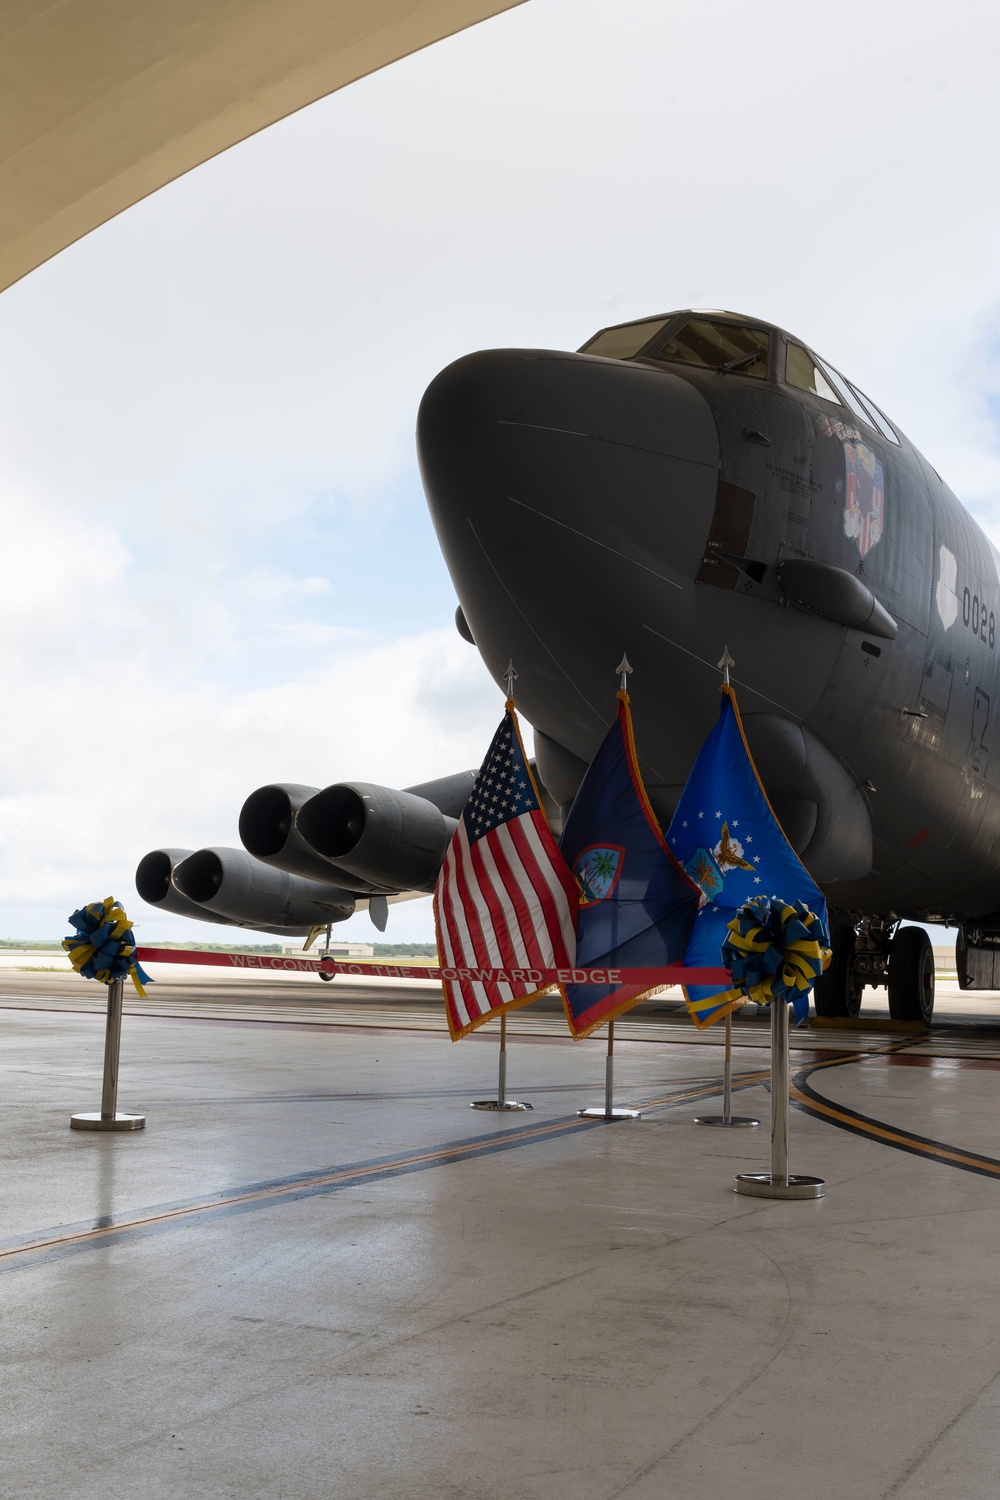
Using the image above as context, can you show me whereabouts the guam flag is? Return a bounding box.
[559,692,700,1038]
[666,685,827,1028]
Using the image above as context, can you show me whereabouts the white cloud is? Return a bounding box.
[0,475,496,937]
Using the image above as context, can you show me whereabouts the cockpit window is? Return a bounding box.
[843,382,900,445]
[787,342,901,445]
[815,359,879,427]
[785,343,842,405]
[579,318,670,359]
[652,318,770,378]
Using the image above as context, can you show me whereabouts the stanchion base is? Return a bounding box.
[694,1115,760,1128]
[577,1107,641,1120]
[733,1172,825,1199]
[470,1100,532,1111]
[70,1112,145,1131]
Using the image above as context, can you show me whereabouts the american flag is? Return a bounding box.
[434,706,578,1039]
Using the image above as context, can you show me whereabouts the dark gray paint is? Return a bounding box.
[417,312,1000,927]
[174,847,355,929]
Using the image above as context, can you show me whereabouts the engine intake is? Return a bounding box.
[238,782,390,893]
[296,782,457,892]
[135,849,236,927]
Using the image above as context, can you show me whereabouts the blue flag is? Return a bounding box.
[666,686,828,1027]
[559,692,700,1038]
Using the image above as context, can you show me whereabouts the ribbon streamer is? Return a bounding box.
[719,896,831,1023]
[63,897,152,997]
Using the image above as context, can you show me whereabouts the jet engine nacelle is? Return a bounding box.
[741,715,873,884]
[173,846,356,930]
[296,781,459,893]
[238,782,392,894]
[239,771,475,894]
[136,848,240,926]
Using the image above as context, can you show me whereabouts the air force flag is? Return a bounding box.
[559,692,700,1038]
[666,685,828,1027]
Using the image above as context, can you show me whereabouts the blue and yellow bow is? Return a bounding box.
[62,897,152,997]
[719,897,830,1023]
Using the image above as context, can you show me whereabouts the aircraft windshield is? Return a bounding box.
[786,342,899,444]
[786,343,841,404]
[652,318,769,378]
[579,318,670,359]
[848,384,899,445]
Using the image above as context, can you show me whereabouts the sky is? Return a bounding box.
[1,0,999,944]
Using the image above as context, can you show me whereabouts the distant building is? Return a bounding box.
[279,939,374,957]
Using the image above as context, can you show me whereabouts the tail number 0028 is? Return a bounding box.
[963,587,995,649]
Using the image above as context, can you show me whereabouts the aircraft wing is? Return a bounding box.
[0,0,524,293]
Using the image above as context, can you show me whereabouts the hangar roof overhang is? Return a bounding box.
[0,0,524,293]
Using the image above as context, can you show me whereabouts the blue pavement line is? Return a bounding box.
[2,1074,746,1275]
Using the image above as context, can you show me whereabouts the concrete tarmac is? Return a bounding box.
[4,973,1000,1498]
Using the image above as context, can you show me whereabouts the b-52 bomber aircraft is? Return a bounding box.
[139,308,1000,1024]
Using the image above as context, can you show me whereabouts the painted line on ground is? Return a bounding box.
[13,1028,1000,1278]
[0,1074,766,1274]
[791,1045,1000,1180]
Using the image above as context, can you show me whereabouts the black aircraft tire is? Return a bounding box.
[318,971,335,983]
[813,924,862,1018]
[888,927,935,1025]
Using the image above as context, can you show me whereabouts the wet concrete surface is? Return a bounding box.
[3,975,1000,1498]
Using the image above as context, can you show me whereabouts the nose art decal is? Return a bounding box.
[843,440,885,558]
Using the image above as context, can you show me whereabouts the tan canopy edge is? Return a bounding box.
[0,0,524,293]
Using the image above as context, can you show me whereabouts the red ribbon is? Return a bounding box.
[135,946,729,987]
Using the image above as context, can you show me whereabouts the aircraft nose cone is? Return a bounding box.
[418,349,719,562]
[417,347,720,740]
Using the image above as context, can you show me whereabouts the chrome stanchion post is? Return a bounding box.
[472,1010,531,1111]
[723,1020,731,1120]
[734,1000,823,1199]
[771,993,789,1185]
[605,1020,614,1117]
[71,976,145,1131]
[695,1011,759,1128]
[579,1019,640,1120]
[99,975,123,1120]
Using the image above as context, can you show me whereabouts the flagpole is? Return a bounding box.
[692,648,758,1128]
[575,651,638,1122]
[471,1009,532,1112]
[578,1018,641,1121]
[734,999,825,1198]
[693,1011,759,1128]
[575,656,640,1121]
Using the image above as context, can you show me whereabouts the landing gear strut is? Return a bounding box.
[318,922,336,982]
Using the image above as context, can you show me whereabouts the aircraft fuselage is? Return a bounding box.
[417,310,1000,927]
